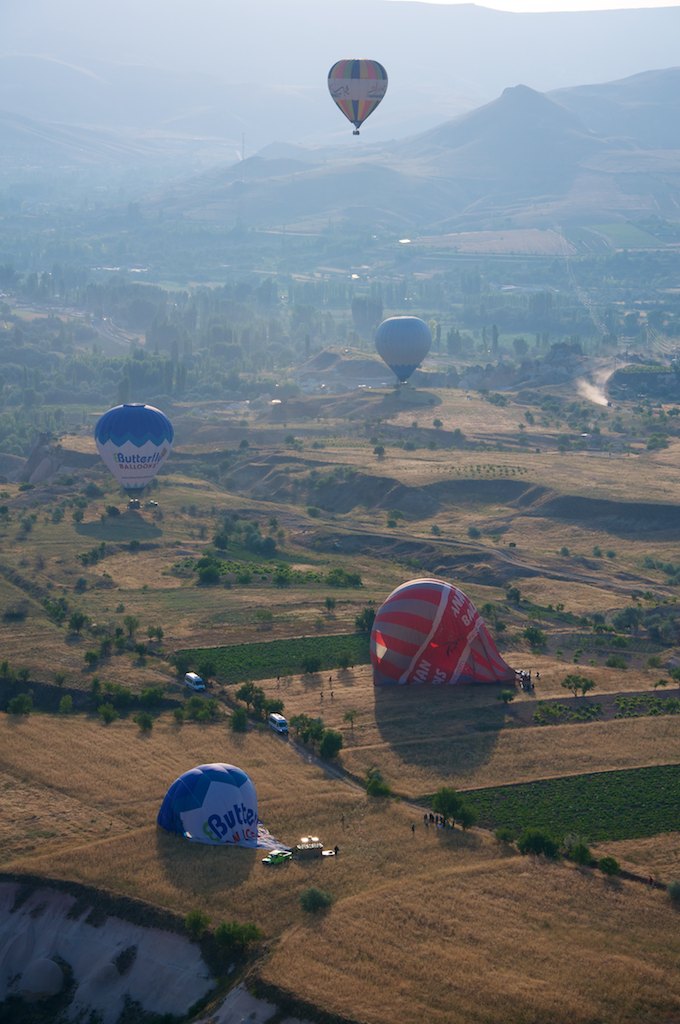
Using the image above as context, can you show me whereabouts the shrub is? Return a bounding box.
[230,707,248,732]
[667,880,680,905]
[133,711,154,733]
[214,920,261,956]
[495,826,516,844]
[58,695,73,715]
[98,702,119,725]
[564,837,593,866]
[300,887,333,913]
[366,767,391,797]
[185,909,211,939]
[598,856,621,877]
[517,828,560,859]
[524,625,546,650]
[3,601,28,622]
[301,654,322,674]
[8,693,32,716]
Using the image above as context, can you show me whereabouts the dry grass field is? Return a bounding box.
[2,716,679,1024]
[252,664,680,795]
[2,382,680,1023]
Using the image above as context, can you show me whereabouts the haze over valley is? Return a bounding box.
[1,4,680,1024]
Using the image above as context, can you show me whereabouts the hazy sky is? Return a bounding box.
[391,1,680,9]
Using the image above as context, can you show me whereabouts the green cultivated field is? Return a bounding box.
[181,633,371,683]
[463,763,680,842]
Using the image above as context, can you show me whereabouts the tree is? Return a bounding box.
[324,596,337,614]
[457,804,477,831]
[523,625,546,650]
[373,444,385,459]
[319,729,343,760]
[343,709,358,734]
[69,610,88,634]
[123,615,139,639]
[355,605,376,633]
[431,787,462,824]
[561,674,595,698]
[236,681,257,710]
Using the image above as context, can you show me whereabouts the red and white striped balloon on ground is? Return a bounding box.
[370,578,515,686]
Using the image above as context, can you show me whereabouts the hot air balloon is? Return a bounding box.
[157,763,261,846]
[374,316,432,384]
[94,403,173,492]
[328,59,388,135]
[371,578,515,686]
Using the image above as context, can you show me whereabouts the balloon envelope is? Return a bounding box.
[328,59,388,133]
[94,403,173,491]
[371,578,515,686]
[157,763,259,846]
[374,316,431,383]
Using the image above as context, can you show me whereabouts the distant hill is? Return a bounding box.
[3,1,680,151]
[144,70,680,234]
[550,67,680,149]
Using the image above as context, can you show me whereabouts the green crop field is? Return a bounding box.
[462,763,680,842]
[181,632,371,683]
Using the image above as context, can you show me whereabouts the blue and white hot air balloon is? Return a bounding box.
[158,763,260,846]
[94,403,173,492]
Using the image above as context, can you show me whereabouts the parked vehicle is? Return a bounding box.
[184,672,205,691]
[268,712,288,734]
[262,849,292,865]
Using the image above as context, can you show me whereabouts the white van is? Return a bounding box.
[184,672,206,691]
[268,712,288,734]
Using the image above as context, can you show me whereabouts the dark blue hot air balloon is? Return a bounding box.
[94,403,173,492]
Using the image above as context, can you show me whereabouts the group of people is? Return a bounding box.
[516,669,536,692]
[422,812,451,829]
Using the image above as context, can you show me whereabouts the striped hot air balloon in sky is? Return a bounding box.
[327,59,388,135]
[371,578,515,686]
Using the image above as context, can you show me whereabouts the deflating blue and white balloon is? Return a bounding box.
[157,763,260,846]
[94,403,173,492]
